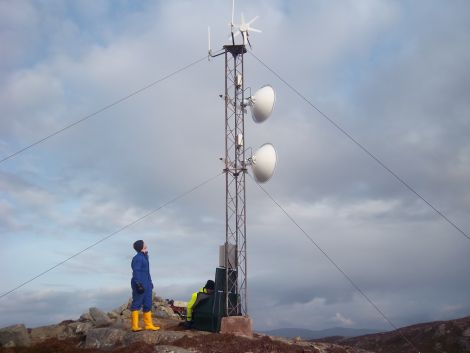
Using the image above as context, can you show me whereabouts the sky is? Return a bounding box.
[1,0,469,332]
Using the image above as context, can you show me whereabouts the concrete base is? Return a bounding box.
[219,316,253,338]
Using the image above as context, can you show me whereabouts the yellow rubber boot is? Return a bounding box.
[131,310,143,332]
[143,311,160,331]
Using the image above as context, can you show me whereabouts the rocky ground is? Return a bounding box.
[0,334,368,353]
[313,316,470,353]
[1,296,468,353]
[0,296,368,353]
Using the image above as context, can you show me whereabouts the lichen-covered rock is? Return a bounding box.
[66,321,93,336]
[123,330,163,345]
[79,312,92,322]
[89,307,112,327]
[30,324,67,344]
[121,309,132,319]
[123,330,186,346]
[107,311,120,320]
[154,304,179,319]
[0,324,31,347]
[112,303,129,316]
[158,330,188,343]
[110,317,129,330]
[84,328,126,348]
[155,308,172,319]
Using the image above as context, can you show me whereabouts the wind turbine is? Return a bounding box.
[228,0,261,47]
[233,13,261,47]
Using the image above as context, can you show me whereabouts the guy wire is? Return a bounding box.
[0,55,208,165]
[249,51,469,243]
[250,175,421,353]
[0,172,223,299]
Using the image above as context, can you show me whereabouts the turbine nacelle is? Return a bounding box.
[230,12,261,47]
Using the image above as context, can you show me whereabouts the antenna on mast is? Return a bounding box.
[231,0,235,27]
[208,26,212,59]
[230,0,235,45]
[208,27,211,58]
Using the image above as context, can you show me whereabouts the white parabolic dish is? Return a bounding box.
[252,143,277,183]
[251,85,275,123]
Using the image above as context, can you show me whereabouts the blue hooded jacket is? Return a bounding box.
[131,252,153,289]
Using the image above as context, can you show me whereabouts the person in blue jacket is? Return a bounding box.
[130,240,159,332]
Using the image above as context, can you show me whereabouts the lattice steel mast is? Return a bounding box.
[223,43,248,316]
[210,5,273,320]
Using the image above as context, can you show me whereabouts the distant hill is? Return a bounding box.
[260,327,380,339]
[314,316,470,353]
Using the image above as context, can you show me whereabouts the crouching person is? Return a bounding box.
[130,240,160,332]
[184,280,215,329]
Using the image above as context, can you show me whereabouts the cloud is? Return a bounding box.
[0,0,469,334]
[333,312,354,326]
[0,287,129,328]
[0,199,18,231]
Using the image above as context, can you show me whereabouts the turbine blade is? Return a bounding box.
[248,27,262,33]
[241,12,246,25]
[247,16,259,26]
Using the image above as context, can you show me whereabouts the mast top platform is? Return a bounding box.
[224,44,247,56]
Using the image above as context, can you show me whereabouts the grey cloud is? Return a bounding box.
[0,199,18,231]
[0,0,469,334]
[0,171,60,232]
[0,287,129,328]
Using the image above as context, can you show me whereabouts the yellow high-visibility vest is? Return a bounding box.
[186,287,208,321]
